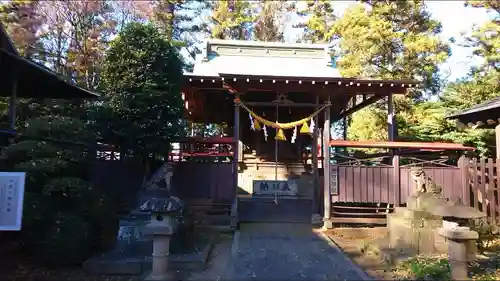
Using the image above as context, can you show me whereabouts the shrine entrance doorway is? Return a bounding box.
[235,93,329,223]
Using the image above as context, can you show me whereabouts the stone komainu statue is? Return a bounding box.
[410,167,442,195]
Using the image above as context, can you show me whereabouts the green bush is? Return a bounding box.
[394,255,451,281]
[468,219,499,251]
[2,116,121,267]
[37,213,92,267]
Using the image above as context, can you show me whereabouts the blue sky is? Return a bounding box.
[425,1,491,81]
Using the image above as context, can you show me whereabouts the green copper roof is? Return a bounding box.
[189,39,341,79]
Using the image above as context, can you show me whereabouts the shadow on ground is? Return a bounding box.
[0,225,375,281]
[325,227,396,280]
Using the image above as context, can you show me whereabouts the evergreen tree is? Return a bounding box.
[98,22,185,160]
[211,0,255,40]
[325,1,450,144]
[296,0,336,43]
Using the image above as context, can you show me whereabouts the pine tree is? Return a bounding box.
[325,1,451,143]
[211,0,255,40]
[253,1,291,42]
[296,0,336,43]
[152,0,211,44]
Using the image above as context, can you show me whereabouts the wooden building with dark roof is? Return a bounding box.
[0,22,98,130]
[447,96,500,157]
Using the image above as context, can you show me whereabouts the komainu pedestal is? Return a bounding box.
[388,207,445,254]
[388,167,486,255]
[387,168,449,254]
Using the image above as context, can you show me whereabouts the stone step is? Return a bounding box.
[331,211,388,217]
[242,167,306,175]
[245,159,304,163]
[194,224,233,233]
[326,217,387,225]
[244,165,305,171]
[238,197,312,223]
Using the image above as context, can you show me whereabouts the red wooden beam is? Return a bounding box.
[329,140,475,151]
[174,136,234,144]
[169,152,233,157]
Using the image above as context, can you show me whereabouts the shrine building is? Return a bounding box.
[180,39,418,223]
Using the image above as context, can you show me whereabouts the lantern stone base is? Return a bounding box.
[437,227,479,281]
[387,207,447,254]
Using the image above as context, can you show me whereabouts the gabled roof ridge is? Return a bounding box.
[207,39,329,50]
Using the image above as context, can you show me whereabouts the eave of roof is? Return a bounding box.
[184,73,419,87]
[445,96,500,129]
[446,96,500,119]
[207,39,329,50]
[1,48,99,99]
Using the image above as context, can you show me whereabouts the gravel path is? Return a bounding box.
[225,223,373,281]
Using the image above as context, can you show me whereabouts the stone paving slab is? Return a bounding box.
[225,223,373,281]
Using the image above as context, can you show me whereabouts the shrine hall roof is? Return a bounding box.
[446,96,500,129]
[187,39,342,79]
[0,22,98,99]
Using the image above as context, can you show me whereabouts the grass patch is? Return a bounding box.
[393,254,451,281]
[359,240,381,256]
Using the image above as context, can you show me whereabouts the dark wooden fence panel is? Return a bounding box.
[332,164,461,206]
[89,160,145,212]
[328,156,500,224]
[400,167,462,204]
[172,162,234,203]
[333,166,394,204]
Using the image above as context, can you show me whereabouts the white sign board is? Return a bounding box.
[253,180,298,196]
[0,172,26,231]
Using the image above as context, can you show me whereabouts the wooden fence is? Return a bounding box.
[172,162,234,203]
[330,154,466,205]
[328,155,500,224]
[89,159,145,213]
[467,158,500,224]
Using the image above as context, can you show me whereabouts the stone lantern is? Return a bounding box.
[433,198,485,281]
[140,196,184,281]
[429,198,485,221]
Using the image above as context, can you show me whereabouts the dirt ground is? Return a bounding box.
[324,227,395,280]
[325,227,500,281]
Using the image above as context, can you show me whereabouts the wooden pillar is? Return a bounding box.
[496,124,500,159]
[323,97,331,220]
[458,155,471,206]
[233,94,241,195]
[342,117,347,140]
[387,94,396,141]
[392,154,400,206]
[312,95,319,214]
